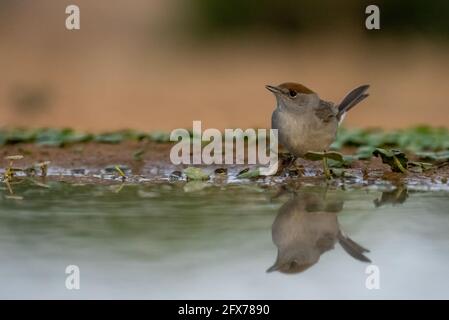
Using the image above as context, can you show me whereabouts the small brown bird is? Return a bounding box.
[267,190,371,274]
[267,83,369,178]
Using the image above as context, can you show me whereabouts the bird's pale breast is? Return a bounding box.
[272,106,338,157]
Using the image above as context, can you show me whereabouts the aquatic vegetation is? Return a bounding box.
[183,167,210,181]
[1,154,52,196]
[114,165,127,180]
[0,126,448,193]
[373,148,408,173]
[415,151,449,162]
[0,128,166,146]
[236,168,260,179]
[132,149,146,161]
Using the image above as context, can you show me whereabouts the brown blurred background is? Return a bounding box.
[1,0,448,131]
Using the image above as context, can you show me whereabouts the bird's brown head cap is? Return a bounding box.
[278,82,314,94]
[265,82,314,97]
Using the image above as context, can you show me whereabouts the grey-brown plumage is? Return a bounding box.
[267,83,369,157]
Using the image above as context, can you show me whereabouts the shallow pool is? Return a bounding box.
[1,181,449,299]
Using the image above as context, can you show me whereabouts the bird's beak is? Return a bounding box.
[266,259,281,273]
[265,85,282,94]
[266,263,279,273]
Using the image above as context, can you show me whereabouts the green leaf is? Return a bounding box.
[104,165,130,174]
[304,151,344,162]
[119,129,147,141]
[148,131,171,143]
[64,132,92,144]
[408,161,433,173]
[325,151,344,162]
[183,167,210,181]
[5,129,36,144]
[303,151,324,161]
[331,127,367,149]
[415,151,449,162]
[355,146,376,160]
[33,129,91,147]
[133,149,145,161]
[35,129,67,147]
[183,181,208,192]
[373,148,408,173]
[236,168,260,179]
[330,168,345,177]
[114,165,126,177]
[374,188,408,207]
[327,155,355,168]
[332,126,449,152]
[94,133,125,144]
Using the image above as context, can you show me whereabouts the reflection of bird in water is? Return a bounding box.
[267,190,371,274]
[374,186,408,207]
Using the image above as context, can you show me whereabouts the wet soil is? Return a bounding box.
[1,142,448,190]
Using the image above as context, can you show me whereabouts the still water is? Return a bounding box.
[1,181,449,299]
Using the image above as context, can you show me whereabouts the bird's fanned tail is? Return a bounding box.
[337,85,370,121]
[338,231,371,263]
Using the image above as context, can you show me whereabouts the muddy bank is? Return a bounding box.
[1,142,448,190]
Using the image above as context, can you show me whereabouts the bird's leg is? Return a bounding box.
[286,156,306,177]
[286,155,296,169]
[279,153,296,172]
[270,185,291,201]
[322,152,331,180]
[278,152,294,168]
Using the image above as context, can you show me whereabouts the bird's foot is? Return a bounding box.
[322,155,332,180]
[287,159,305,177]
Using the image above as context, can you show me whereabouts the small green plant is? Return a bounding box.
[3,155,24,194]
[373,149,408,173]
[183,167,210,181]
[115,165,127,181]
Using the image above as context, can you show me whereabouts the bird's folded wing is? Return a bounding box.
[315,100,337,123]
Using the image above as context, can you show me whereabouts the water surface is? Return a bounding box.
[1,181,449,299]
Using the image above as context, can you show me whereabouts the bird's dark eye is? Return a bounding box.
[288,90,297,97]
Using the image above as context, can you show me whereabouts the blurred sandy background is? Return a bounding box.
[0,0,448,131]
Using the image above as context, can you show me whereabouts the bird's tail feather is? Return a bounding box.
[338,231,371,263]
[337,85,370,120]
